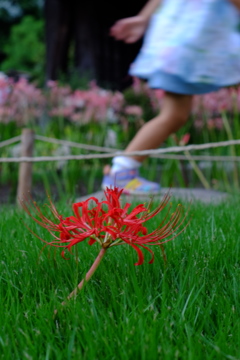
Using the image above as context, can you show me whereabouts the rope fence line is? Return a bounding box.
[34,135,240,154]
[0,129,239,203]
[1,134,240,163]
[0,135,21,149]
[34,135,116,153]
[2,154,240,163]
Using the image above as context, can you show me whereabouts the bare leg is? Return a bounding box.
[125,91,193,162]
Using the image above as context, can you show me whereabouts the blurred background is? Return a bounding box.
[1,0,240,203]
[0,0,147,89]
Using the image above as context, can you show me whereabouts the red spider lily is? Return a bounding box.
[23,187,189,266]
[22,187,189,310]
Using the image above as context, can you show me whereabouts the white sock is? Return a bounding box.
[111,156,141,173]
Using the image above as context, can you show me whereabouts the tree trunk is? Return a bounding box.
[44,0,147,89]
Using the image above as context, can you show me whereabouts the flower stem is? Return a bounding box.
[184,150,210,189]
[61,248,106,306]
[222,112,239,189]
[160,244,167,266]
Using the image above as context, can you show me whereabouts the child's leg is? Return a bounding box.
[125,91,193,162]
[103,92,193,193]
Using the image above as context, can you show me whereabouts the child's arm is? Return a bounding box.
[229,0,240,10]
[138,0,162,22]
[110,0,161,44]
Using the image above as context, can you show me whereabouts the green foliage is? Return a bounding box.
[59,68,94,91]
[123,86,157,121]
[0,15,45,82]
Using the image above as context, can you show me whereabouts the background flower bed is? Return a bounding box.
[1,75,240,202]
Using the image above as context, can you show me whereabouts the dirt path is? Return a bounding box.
[76,187,228,204]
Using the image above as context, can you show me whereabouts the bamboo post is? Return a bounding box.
[17,129,34,205]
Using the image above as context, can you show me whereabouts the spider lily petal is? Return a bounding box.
[23,187,189,264]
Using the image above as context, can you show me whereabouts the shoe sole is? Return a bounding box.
[102,184,161,196]
[122,188,161,196]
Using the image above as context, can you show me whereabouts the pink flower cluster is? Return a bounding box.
[0,77,126,126]
[47,80,125,124]
[192,87,240,116]
[0,75,240,130]
[0,76,45,125]
[131,77,240,131]
[131,77,240,115]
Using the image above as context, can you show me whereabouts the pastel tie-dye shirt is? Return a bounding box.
[130,0,240,86]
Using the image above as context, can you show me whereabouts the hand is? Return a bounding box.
[110,16,148,44]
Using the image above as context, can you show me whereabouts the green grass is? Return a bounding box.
[0,195,240,360]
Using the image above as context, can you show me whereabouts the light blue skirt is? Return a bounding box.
[147,70,220,95]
